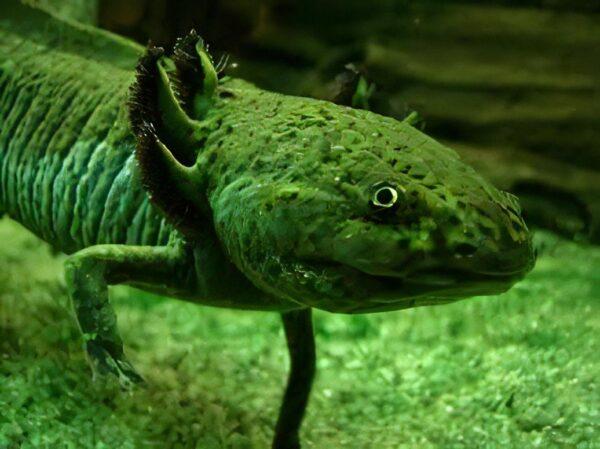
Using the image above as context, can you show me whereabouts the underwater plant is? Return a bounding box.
[0,1,535,448]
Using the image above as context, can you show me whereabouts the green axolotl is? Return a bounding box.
[0,2,535,448]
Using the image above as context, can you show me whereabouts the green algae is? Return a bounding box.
[0,217,598,449]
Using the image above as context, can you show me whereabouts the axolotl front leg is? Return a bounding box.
[64,243,192,385]
[64,242,317,448]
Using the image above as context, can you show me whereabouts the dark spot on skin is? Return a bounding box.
[251,159,265,170]
[481,226,495,238]
[432,229,447,248]
[476,206,495,221]
[319,109,335,121]
[394,146,405,152]
[398,239,409,249]
[448,216,461,226]
[208,152,217,163]
[455,243,478,257]
[276,161,291,171]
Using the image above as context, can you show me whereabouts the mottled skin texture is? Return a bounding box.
[0,2,535,448]
[207,80,532,313]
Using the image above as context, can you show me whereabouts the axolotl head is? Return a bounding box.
[205,81,535,313]
[130,36,536,313]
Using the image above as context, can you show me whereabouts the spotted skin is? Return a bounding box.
[206,81,533,314]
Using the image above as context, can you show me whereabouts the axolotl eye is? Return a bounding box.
[370,183,404,209]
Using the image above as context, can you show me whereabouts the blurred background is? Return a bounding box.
[39,0,600,243]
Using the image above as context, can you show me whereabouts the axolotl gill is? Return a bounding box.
[0,2,535,448]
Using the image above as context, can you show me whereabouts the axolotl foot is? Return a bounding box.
[86,339,145,388]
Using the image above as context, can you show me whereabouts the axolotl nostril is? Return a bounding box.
[0,2,536,448]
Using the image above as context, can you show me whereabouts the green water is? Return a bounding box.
[0,218,598,448]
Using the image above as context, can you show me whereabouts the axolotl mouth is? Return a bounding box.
[283,233,536,314]
[365,264,533,312]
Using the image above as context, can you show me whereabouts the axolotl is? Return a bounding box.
[0,2,535,448]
